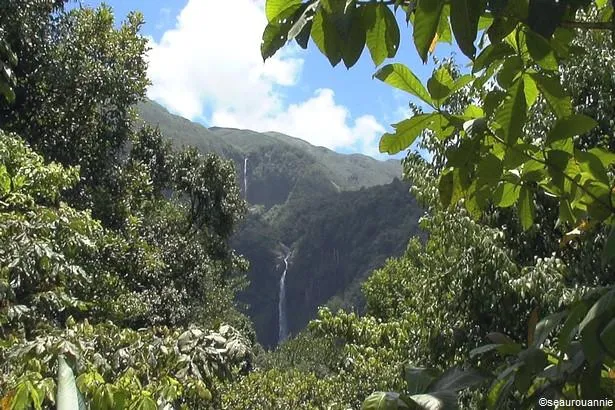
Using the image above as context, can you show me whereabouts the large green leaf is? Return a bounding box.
[374,63,433,106]
[450,0,481,59]
[524,29,558,70]
[363,3,400,66]
[532,310,567,347]
[265,0,302,22]
[493,78,527,144]
[579,289,615,333]
[413,0,445,62]
[430,368,486,392]
[531,73,572,118]
[405,367,439,395]
[546,114,598,145]
[262,4,306,60]
[518,185,534,231]
[311,6,343,66]
[600,318,615,356]
[361,392,414,409]
[409,391,456,410]
[559,301,588,351]
[379,114,440,154]
[341,4,367,68]
[603,225,615,266]
[494,182,521,208]
[427,66,454,104]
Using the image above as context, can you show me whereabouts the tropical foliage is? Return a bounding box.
[260,0,615,407]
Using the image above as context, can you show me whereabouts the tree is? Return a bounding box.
[261,0,615,407]
[1,3,255,407]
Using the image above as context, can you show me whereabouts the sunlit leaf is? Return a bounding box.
[413,0,445,62]
[374,63,433,105]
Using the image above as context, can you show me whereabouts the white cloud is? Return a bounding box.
[146,0,387,156]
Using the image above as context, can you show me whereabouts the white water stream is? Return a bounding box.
[243,157,248,199]
[278,247,291,344]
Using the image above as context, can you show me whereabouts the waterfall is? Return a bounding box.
[278,247,291,344]
[243,157,248,200]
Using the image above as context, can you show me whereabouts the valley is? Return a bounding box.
[137,100,423,347]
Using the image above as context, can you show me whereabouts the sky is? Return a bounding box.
[78,0,465,160]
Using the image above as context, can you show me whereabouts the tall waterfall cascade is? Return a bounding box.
[278,246,291,344]
[243,157,248,200]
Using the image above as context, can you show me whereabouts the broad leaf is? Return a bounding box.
[532,311,567,347]
[518,185,534,231]
[311,6,343,66]
[374,63,433,106]
[361,392,413,409]
[427,66,454,104]
[413,0,445,62]
[265,0,301,22]
[262,4,306,60]
[341,4,367,68]
[430,367,486,392]
[379,114,440,154]
[494,78,526,144]
[546,114,598,145]
[525,29,558,70]
[450,0,481,58]
[531,73,572,118]
[405,367,439,395]
[603,225,615,266]
[409,391,457,410]
[363,3,400,66]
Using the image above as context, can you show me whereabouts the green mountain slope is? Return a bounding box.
[136,100,422,348]
[136,100,401,206]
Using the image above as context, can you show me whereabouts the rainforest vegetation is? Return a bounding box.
[1,0,614,409]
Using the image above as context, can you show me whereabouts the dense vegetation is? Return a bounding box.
[1,0,614,409]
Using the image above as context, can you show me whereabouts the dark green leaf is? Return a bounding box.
[528,0,566,38]
[546,114,598,145]
[600,318,615,356]
[413,0,445,62]
[559,302,588,351]
[525,29,558,70]
[341,5,367,68]
[405,367,439,395]
[450,0,481,58]
[531,73,572,118]
[518,185,534,230]
[602,225,615,266]
[532,311,567,347]
[430,367,486,392]
[477,154,503,187]
[438,168,454,208]
[580,289,615,332]
[494,78,526,144]
[311,6,343,66]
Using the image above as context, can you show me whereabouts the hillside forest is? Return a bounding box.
[1,0,615,409]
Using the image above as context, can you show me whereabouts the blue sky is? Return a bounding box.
[79,0,464,159]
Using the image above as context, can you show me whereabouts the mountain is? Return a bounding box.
[136,100,422,348]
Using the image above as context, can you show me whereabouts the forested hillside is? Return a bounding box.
[136,99,420,348]
[1,1,615,409]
